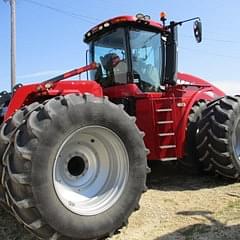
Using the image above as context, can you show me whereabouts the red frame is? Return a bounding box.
[4,16,226,161]
[4,68,225,161]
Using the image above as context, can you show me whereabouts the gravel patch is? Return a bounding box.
[1,162,240,240]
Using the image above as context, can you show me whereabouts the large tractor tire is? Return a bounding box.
[195,100,221,173]
[196,96,240,180]
[207,96,240,179]
[0,103,39,208]
[179,100,207,173]
[0,91,12,204]
[2,93,148,240]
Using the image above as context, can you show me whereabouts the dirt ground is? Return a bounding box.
[1,162,240,240]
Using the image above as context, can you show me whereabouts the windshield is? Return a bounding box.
[90,28,128,87]
[130,29,162,92]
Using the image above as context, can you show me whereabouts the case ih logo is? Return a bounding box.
[176,79,192,85]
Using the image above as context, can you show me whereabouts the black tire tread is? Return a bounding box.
[3,93,148,240]
[208,95,240,179]
[180,100,208,173]
[196,99,220,172]
[0,103,39,211]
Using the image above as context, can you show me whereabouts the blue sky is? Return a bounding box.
[1,0,240,94]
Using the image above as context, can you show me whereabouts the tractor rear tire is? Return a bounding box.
[179,100,207,173]
[207,95,240,179]
[0,103,39,208]
[2,94,148,240]
[195,100,221,173]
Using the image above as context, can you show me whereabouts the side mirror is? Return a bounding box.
[194,19,202,43]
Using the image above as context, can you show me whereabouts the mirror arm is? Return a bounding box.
[166,17,201,29]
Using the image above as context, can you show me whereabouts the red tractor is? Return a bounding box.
[0,13,239,240]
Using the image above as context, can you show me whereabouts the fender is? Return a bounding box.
[5,80,103,121]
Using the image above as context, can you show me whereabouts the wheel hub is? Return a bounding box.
[64,154,89,180]
[67,156,86,177]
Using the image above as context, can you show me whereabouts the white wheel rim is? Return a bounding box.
[53,126,129,216]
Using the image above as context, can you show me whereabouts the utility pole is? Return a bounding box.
[4,0,16,90]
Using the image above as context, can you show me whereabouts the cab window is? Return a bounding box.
[91,28,128,87]
[130,28,162,92]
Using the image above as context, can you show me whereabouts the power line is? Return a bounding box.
[21,0,100,24]
[181,34,240,44]
[56,0,104,21]
[204,36,239,44]
[180,47,240,60]
[19,0,238,45]
[8,1,239,62]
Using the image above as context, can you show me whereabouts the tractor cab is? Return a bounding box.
[84,14,202,93]
[85,15,165,92]
[88,23,162,92]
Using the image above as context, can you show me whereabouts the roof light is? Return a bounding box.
[144,15,151,20]
[87,32,91,37]
[99,25,103,30]
[136,13,145,20]
[103,22,110,27]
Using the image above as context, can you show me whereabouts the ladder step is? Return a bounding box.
[158,133,175,137]
[160,157,177,161]
[156,108,172,112]
[159,145,176,149]
[157,120,174,125]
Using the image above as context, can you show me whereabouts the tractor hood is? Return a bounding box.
[177,72,225,97]
[177,72,211,86]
